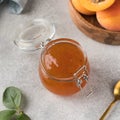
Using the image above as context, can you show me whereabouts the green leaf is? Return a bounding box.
[0,110,16,120]
[3,86,22,109]
[17,113,31,120]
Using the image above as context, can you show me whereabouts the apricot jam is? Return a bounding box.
[39,38,89,96]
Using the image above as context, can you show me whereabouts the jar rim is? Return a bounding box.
[40,38,88,82]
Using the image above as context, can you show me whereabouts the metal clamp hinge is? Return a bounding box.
[74,65,88,89]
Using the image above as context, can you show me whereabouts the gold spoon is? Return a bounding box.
[100,81,120,120]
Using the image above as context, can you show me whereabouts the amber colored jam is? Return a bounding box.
[39,38,89,96]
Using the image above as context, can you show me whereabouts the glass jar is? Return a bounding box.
[39,38,89,96]
[14,19,90,96]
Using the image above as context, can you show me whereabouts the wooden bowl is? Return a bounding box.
[69,0,120,45]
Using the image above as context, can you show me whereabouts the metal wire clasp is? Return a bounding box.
[74,65,88,89]
[39,38,51,48]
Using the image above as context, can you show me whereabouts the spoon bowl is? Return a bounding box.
[100,81,120,120]
[114,81,120,100]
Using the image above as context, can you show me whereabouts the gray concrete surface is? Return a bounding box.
[0,0,120,120]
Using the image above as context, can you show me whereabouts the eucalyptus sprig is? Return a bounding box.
[0,87,31,120]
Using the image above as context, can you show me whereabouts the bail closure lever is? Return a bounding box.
[74,65,88,89]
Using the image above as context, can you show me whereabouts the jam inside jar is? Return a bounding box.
[39,38,90,96]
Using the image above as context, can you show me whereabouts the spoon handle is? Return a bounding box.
[100,99,117,120]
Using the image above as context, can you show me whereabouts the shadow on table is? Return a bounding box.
[0,1,7,17]
[21,93,29,111]
[22,0,34,14]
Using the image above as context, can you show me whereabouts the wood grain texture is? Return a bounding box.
[69,0,120,45]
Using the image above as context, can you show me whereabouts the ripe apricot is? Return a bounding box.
[79,0,115,12]
[72,0,95,15]
[96,0,120,31]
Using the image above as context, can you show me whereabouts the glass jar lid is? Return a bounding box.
[14,19,55,51]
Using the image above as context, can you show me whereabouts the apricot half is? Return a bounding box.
[79,0,115,12]
[72,0,95,15]
[96,0,120,31]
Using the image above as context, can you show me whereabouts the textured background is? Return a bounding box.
[0,0,120,120]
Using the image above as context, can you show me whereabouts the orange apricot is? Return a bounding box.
[96,0,120,31]
[79,0,115,12]
[72,0,95,15]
